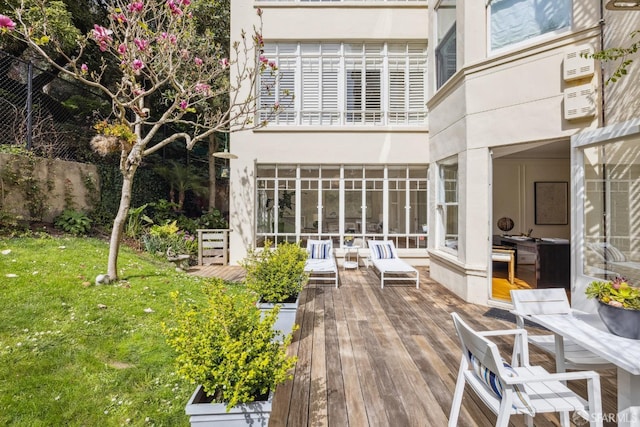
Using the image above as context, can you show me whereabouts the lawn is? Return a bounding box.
[0,235,214,426]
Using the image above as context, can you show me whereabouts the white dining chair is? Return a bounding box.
[449,312,603,427]
[510,289,613,372]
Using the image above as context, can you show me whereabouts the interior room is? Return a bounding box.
[491,140,571,302]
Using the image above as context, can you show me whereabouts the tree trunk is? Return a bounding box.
[107,168,136,280]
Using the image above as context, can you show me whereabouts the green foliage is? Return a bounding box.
[0,236,202,425]
[142,221,197,257]
[195,209,228,230]
[125,203,153,239]
[588,30,640,84]
[54,209,92,235]
[586,277,640,310]
[242,241,308,303]
[163,279,297,411]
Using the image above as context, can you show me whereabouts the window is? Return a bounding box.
[258,42,427,126]
[438,159,458,253]
[581,139,640,284]
[435,0,456,89]
[489,0,571,51]
[256,165,428,249]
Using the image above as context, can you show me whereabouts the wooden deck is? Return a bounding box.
[188,265,618,426]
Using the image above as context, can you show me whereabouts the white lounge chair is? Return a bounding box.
[449,312,603,427]
[367,240,419,289]
[304,239,339,288]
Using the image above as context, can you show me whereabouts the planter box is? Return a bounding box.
[597,300,640,340]
[258,294,300,341]
[185,385,272,427]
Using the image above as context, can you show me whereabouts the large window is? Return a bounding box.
[256,165,428,249]
[437,159,458,253]
[435,0,456,89]
[489,0,571,51]
[258,42,427,126]
[581,139,640,284]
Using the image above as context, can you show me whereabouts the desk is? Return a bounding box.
[496,236,570,289]
[529,311,640,426]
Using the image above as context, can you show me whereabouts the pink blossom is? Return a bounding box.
[219,58,229,68]
[256,8,263,16]
[117,43,127,55]
[158,32,177,45]
[113,13,127,23]
[134,38,149,51]
[259,55,268,64]
[128,1,144,12]
[179,100,188,110]
[195,83,210,93]
[91,25,113,51]
[0,14,16,32]
[133,88,145,96]
[166,0,183,15]
[181,0,191,5]
[268,61,276,68]
[132,59,145,72]
[80,63,88,74]
[194,57,203,66]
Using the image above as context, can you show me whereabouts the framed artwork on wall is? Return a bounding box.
[534,181,568,225]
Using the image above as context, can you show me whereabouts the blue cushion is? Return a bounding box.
[309,242,329,259]
[373,243,394,259]
[468,351,535,416]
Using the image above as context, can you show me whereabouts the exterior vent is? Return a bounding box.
[564,84,596,120]
[563,46,595,81]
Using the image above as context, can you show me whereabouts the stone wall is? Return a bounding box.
[0,153,100,223]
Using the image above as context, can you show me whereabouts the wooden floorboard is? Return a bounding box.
[189,264,619,427]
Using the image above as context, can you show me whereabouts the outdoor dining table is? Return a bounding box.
[528,310,640,427]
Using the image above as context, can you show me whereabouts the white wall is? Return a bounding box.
[229,0,430,264]
[492,159,571,239]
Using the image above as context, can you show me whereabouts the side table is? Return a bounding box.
[344,245,360,270]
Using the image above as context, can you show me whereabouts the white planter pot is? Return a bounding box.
[258,293,300,340]
[185,385,272,427]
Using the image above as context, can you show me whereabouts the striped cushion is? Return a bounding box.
[309,242,329,259]
[373,243,394,259]
[468,351,535,416]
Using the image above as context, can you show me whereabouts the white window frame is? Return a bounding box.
[487,0,573,54]
[258,42,427,127]
[572,119,640,312]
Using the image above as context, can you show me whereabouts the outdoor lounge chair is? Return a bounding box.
[304,239,339,288]
[367,240,419,289]
[449,312,603,427]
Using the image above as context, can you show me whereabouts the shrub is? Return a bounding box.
[195,209,228,230]
[242,241,308,303]
[163,279,297,411]
[142,221,197,257]
[54,209,92,235]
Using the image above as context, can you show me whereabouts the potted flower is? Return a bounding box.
[163,278,297,426]
[585,276,640,339]
[241,241,308,338]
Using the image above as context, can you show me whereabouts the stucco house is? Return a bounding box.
[228,0,640,310]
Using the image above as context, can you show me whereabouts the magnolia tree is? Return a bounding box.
[2,1,277,281]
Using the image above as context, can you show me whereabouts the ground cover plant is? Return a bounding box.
[0,236,224,426]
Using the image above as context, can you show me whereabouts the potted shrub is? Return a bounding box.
[586,276,640,339]
[241,241,308,337]
[163,278,297,426]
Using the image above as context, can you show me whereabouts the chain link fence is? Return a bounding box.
[0,50,109,162]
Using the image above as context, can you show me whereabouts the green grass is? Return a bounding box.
[0,236,215,426]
